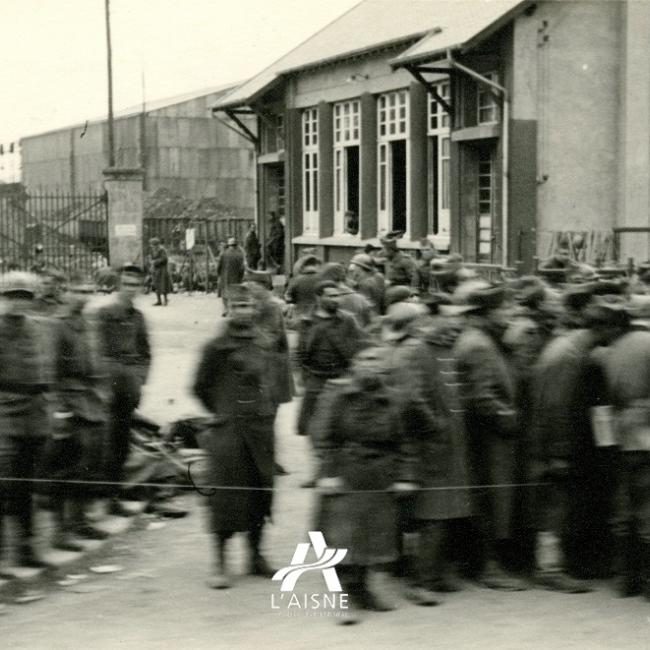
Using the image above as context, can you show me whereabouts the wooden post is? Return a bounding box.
[104,0,116,168]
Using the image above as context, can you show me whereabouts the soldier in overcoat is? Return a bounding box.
[0,272,50,569]
[453,283,528,591]
[149,238,172,306]
[193,284,277,589]
[39,273,109,550]
[312,347,417,615]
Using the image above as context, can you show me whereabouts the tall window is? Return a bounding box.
[302,108,319,234]
[377,90,409,235]
[427,81,451,239]
[477,147,495,261]
[478,72,499,124]
[333,100,360,235]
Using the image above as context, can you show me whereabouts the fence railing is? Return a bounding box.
[143,217,253,257]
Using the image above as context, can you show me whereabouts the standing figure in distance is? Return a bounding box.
[149,238,172,306]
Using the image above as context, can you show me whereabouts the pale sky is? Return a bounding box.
[0,0,360,144]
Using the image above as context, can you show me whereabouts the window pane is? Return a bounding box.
[380,167,386,211]
[480,216,492,229]
[313,170,318,210]
[442,137,450,156]
[442,160,449,210]
[479,229,492,242]
[305,171,310,211]
[479,241,491,255]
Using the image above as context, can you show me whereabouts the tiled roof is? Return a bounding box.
[391,0,527,67]
[213,0,527,111]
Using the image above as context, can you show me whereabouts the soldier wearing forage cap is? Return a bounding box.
[193,284,277,589]
[453,282,529,591]
[295,280,364,487]
[348,253,386,316]
[97,265,151,516]
[0,272,50,569]
[379,233,416,287]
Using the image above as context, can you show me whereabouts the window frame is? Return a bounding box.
[427,81,451,239]
[302,108,319,235]
[377,90,410,236]
[477,72,500,125]
[333,100,361,235]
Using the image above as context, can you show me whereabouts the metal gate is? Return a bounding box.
[0,189,109,277]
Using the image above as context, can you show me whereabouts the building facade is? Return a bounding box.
[20,83,256,220]
[213,0,650,272]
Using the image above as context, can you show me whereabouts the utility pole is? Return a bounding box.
[105,0,116,168]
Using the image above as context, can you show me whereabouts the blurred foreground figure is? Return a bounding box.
[313,347,417,623]
[39,273,109,550]
[193,284,277,589]
[0,273,49,569]
[97,265,151,516]
[453,283,528,591]
[604,310,650,600]
[531,295,627,591]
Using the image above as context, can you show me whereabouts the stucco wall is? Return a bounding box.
[513,0,623,257]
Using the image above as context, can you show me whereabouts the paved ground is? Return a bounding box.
[2,293,649,649]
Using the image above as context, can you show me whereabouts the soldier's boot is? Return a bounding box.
[208,532,232,589]
[419,522,460,593]
[68,499,109,541]
[617,535,642,597]
[336,567,365,625]
[480,559,528,592]
[51,502,85,553]
[248,525,275,577]
[532,530,590,594]
[642,543,650,602]
[364,569,397,612]
[15,506,47,569]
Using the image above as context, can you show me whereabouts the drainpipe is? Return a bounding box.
[447,56,510,268]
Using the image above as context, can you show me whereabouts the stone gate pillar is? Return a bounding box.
[103,167,144,269]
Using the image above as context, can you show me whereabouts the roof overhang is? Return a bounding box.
[390,0,530,70]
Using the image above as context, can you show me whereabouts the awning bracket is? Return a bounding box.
[405,65,454,117]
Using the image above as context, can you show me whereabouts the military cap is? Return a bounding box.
[349,253,374,273]
[465,283,507,311]
[515,275,546,308]
[120,263,144,276]
[0,271,38,298]
[563,283,594,311]
[384,301,426,327]
[583,295,631,328]
[243,269,273,290]
[379,231,404,248]
[589,278,627,296]
[385,285,413,307]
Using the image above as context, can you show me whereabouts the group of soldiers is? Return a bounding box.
[0,265,150,570]
[193,232,650,626]
[2,239,649,625]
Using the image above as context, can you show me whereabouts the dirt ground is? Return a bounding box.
[2,293,648,650]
